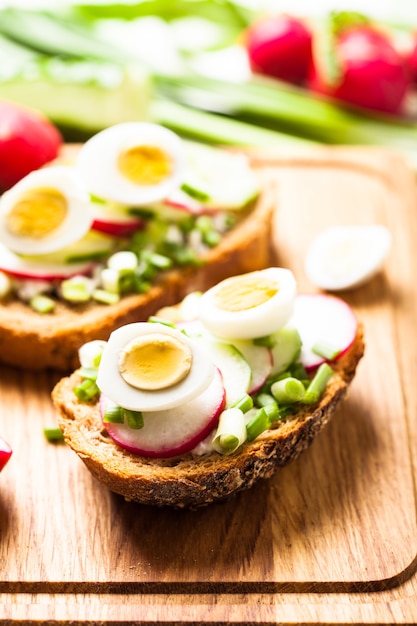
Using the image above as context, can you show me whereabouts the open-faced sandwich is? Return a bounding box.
[52,267,365,509]
[0,122,275,371]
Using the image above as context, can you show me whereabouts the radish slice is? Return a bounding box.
[305,225,392,291]
[290,293,358,370]
[0,242,95,280]
[0,436,12,472]
[102,368,225,458]
[91,201,145,236]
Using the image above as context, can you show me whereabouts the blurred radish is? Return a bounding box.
[309,14,410,115]
[245,14,313,85]
[0,437,12,472]
[0,100,62,193]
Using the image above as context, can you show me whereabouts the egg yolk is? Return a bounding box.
[6,187,68,238]
[214,273,279,312]
[118,332,193,391]
[117,145,173,186]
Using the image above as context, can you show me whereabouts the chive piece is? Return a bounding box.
[124,409,144,430]
[148,316,175,328]
[92,289,120,305]
[43,426,64,443]
[30,294,55,314]
[61,278,91,302]
[303,363,334,404]
[255,392,276,407]
[219,434,239,451]
[141,250,172,270]
[202,229,221,247]
[181,182,211,202]
[231,393,254,413]
[73,379,100,402]
[103,405,124,424]
[78,366,98,381]
[271,377,306,404]
[246,407,271,442]
[312,341,341,361]
[262,402,280,423]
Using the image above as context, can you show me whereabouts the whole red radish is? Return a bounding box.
[0,437,12,472]
[0,100,62,193]
[245,14,313,85]
[309,22,409,115]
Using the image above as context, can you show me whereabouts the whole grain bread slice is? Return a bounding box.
[52,324,364,509]
[0,172,276,371]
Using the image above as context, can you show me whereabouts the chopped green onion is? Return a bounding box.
[78,340,107,369]
[43,426,64,443]
[92,288,120,305]
[271,377,306,404]
[255,392,276,407]
[181,182,210,202]
[246,407,271,442]
[148,316,175,328]
[303,363,334,404]
[212,407,247,455]
[78,366,98,381]
[73,378,100,402]
[124,409,144,430]
[100,268,120,294]
[141,250,172,270]
[107,250,138,272]
[262,402,280,423]
[103,405,124,424]
[29,294,55,313]
[61,276,91,302]
[231,393,254,413]
[312,341,342,361]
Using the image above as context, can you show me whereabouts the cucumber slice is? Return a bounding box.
[197,337,251,406]
[231,339,272,394]
[180,141,260,210]
[269,326,302,377]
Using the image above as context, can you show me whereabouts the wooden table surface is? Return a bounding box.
[1,146,417,624]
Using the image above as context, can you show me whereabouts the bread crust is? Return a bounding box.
[52,325,364,509]
[0,175,276,371]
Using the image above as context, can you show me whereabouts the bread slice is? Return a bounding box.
[52,324,364,509]
[0,171,276,371]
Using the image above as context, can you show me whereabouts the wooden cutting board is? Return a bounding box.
[1,146,417,624]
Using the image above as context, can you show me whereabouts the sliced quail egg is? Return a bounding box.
[198,267,297,340]
[0,165,93,255]
[96,322,216,412]
[76,122,185,206]
[305,225,392,291]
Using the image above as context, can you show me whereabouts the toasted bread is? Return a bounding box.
[52,324,364,509]
[0,171,276,371]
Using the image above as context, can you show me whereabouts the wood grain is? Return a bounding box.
[1,146,417,623]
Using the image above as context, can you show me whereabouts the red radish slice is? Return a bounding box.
[0,437,12,472]
[91,202,145,236]
[102,368,225,458]
[290,293,358,370]
[0,243,95,280]
[92,217,144,236]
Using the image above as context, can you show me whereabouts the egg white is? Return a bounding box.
[96,322,216,412]
[76,122,185,206]
[198,267,297,340]
[305,225,392,291]
[0,165,93,255]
